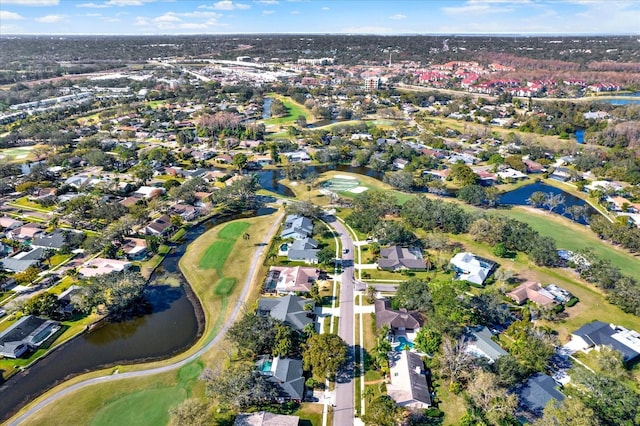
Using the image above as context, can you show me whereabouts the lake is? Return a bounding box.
[499,182,597,225]
[596,92,640,106]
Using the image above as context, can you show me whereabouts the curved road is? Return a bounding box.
[8,211,284,426]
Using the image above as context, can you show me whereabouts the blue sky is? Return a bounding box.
[1,0,639,35]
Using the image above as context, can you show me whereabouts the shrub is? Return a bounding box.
[566,297,579,307]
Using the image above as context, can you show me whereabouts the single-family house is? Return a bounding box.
[516,374,565,418]
[0,217,23,230]
[496,168,528,180]
[171,203,200,221]
[465,326,508,363]
[57,285,82,315]
[234,411,299,426]
[393,158,409,170]
[8,224,43,241]
[287,238,319,264]
[507,281,556,306]
[134,186,165,199]
[281,215,313,240]
[282,151,311,163]
[378,246,428,271]
[567,321,640,365]
[257,295,314,332]
[0,315,61,359]
[145,215,173,236]
[545,284,573,304]
[267,266,320,294]
[31,230,67,250]
[386,351,432,409]
[0,248,44,272]
[374,299,422,332]
[78,258,132,278]
[449,252,495,286]
[259,357,305,402]
[121,237,148,260]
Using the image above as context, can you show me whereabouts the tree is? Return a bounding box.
[232,153,248,172]
[414,327,442,355]
[204,363,277,409]
[361,396,402,426]
[303,333,348,380]
[383,171,414,191]
[543,192,565,212]
[534,397,599,426]
[365,284,377,304]
[272,322,295,358]
[394,278,432,312]
[493,242,507,258]
[435,336,474,384]
[132,162,153,185]
[242,232,250,246]
[14,266,40,285]
[528,235,558,267]
[457,184,486,206]
[168,398,210,426]
[466,370,518,425]
[317,247,335,266]
[227,313,279,355]
[23,292,60,318]
[527,191,547,208]
[449,163,478,186]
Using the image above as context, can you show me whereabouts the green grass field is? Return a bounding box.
[217,221,250,239]
[91,387,186,426]
[199,221,250,272]
[497,206,640,277]
[0,146,34,161]
[263,94,314,126]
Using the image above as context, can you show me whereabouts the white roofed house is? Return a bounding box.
[78,258,131,278]
[281,215,313,240]
[386,351,432,409]
[450,252,496,286]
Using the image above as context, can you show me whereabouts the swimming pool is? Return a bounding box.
[396,335,414,350]
[280,243,288,252]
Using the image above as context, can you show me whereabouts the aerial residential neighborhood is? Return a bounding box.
[1,2,640,425]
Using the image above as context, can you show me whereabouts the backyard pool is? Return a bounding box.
[280,243,288,252]
[395,335,414,350]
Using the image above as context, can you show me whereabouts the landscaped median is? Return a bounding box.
[13,210,284,426]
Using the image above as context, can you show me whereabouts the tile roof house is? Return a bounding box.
[234,412,299,426]
[121,237,148,260]
[257,295,315,332]
[287,238,319,264]
[8,224,43,241]
[267,266,320,294]
[0,315,61,359]
[0,217,24,230]
[450,252,495,286]
[374,299,422,332]
[261,357,305,402]
[378,246,428,271]
[78,258,132,278]
[465,326,508,363]
[568,321,640,365]
[516,373,565,418]
[507,281,556,307]
[386,351,432,409]
[281,215,314,240]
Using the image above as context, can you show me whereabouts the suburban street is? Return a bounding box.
[324,215,356,426]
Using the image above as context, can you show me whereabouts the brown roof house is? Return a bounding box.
[507,281,555,306]
[378,246,428,271]
[374,299,423,332]
[266,266,320,294]
[386,350,432,409]
[234,412,299,426]
[145,215,173,236]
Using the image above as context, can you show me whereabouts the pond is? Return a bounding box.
[499,182,597,225]
[0,211,262,422]
[596,92,640,105]
[262,97,272,119]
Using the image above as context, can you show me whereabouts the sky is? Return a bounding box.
[0,0,639,35]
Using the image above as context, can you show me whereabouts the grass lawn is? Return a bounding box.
[294,403,323,426]
[17,211,281,426]
[263,94,314,127]
[199,239,236,271]
[435,382,467,426]
[0,146,35,162]
[495,205,640,277]
[12,196,54,211]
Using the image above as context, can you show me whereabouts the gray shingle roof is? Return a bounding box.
[269,357,305,401]
[466,326,508,362]
[572,321,640,363]
[518,373,565,416]
[257,295,314,331]
[374,299,422,330]
[406,352,432,406]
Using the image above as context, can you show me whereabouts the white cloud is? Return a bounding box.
[106,0,153,6]
[154,12,181,23]
[0,11,24,20]
[1,0,58,5]
[77,2,110,8]
[389,13,406,20]
[290,9,299,14]
[321,6,329,11]
[442,2,513,15]
[211,0,250,10]
[82,13,103,17]
[262,9,274,15]
[36,14,66,23]
[256,0,278,4]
